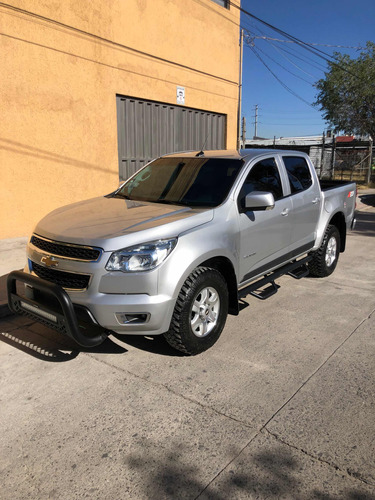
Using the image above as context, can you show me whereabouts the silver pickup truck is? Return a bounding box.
[8,149,356,355]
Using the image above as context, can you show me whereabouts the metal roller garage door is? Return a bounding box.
[116,96,226,180]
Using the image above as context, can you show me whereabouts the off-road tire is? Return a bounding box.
[164,267,228,355]
[308,224,340,277]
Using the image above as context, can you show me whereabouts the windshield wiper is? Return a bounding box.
[156,199,187,207]
[113,192,131,200]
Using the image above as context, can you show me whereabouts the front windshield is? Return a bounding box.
[116,157,244,208]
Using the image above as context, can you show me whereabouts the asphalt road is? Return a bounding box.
[1,199,374,499]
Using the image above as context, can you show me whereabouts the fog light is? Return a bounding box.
[115,313,150,325]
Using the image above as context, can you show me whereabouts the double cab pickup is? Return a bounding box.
[8,149,356,354]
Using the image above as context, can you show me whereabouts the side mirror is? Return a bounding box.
[245,191,275,211]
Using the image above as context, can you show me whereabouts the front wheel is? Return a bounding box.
[164,267,229,355]
[308,224,340,277]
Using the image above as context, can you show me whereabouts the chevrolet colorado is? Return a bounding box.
[8,149,356,355]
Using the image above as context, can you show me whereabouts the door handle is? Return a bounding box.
[312,197,320,204]
[281,208,289,216]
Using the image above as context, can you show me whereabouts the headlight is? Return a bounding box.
[105,239,177,273]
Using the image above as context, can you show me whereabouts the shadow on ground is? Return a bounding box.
[352,211,375,237]
[122,438,375,499]
[0,318,128,362]
[359,194,375,207]
[112,333,185,357]
[0,315,185,361]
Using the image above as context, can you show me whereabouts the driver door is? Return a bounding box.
[237,156,292,284]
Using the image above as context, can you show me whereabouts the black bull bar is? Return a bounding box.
[7,271,107,347]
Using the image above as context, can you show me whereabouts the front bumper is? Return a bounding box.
[7,271,107,347]
[69,289,176,336]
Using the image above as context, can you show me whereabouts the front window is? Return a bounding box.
[116,157,244,208]
[238,157,283,210]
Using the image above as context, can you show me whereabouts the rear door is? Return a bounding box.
[280,155,321,254]
[237,156,293,284]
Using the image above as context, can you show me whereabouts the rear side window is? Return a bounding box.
[283,156,313,193]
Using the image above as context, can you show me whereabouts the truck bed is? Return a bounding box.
[319,179,355,191]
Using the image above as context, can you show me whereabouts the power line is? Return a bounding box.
[245,36,315,85]
[229,1,338,63]
[231,1,358,78]
[262,37,319,79]
[240,16,333,81]
[242,23,327,75]
[241,19,328,73]
[247,44,317,109]
[260,110,318,114]
[268,41,328,73]
[248,35,366,50]
[260,123,325,126]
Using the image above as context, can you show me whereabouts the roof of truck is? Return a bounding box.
[162,149,302,160]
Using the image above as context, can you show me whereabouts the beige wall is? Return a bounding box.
[0,0,240,238]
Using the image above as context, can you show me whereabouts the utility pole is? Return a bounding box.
[241,117,246,148]
[254,104,258,139]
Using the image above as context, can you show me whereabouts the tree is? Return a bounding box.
[315,42,375,139]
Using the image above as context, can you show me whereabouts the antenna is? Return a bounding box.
[196,132,210,157]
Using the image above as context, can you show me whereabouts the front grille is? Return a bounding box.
[31,235,101,261]
[32,262,90,290]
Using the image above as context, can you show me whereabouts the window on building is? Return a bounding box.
[211,0,229,8]
[282,156,313,193]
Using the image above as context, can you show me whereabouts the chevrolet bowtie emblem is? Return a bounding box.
[41,255,59,267]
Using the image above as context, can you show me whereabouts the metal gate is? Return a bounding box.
[116,96,226,180]
[312,142,373,183]
[332,147,371,183]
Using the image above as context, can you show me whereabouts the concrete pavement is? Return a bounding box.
[0,193,375,499]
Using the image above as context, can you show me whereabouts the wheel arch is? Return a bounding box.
[199,256,239,316]
[328,211,346,252]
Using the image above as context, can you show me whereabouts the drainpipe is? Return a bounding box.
[237,29,244,150]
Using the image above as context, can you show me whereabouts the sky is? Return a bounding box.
[239,0,375,140]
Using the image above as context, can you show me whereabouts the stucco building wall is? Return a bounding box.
[0,0,240,238]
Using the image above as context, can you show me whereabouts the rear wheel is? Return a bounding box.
[164,267,228,355]
[308,225,340,277]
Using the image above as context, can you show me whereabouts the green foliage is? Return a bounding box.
[315,42,375,138]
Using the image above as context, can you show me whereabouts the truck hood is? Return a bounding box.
[34,196,214,251]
